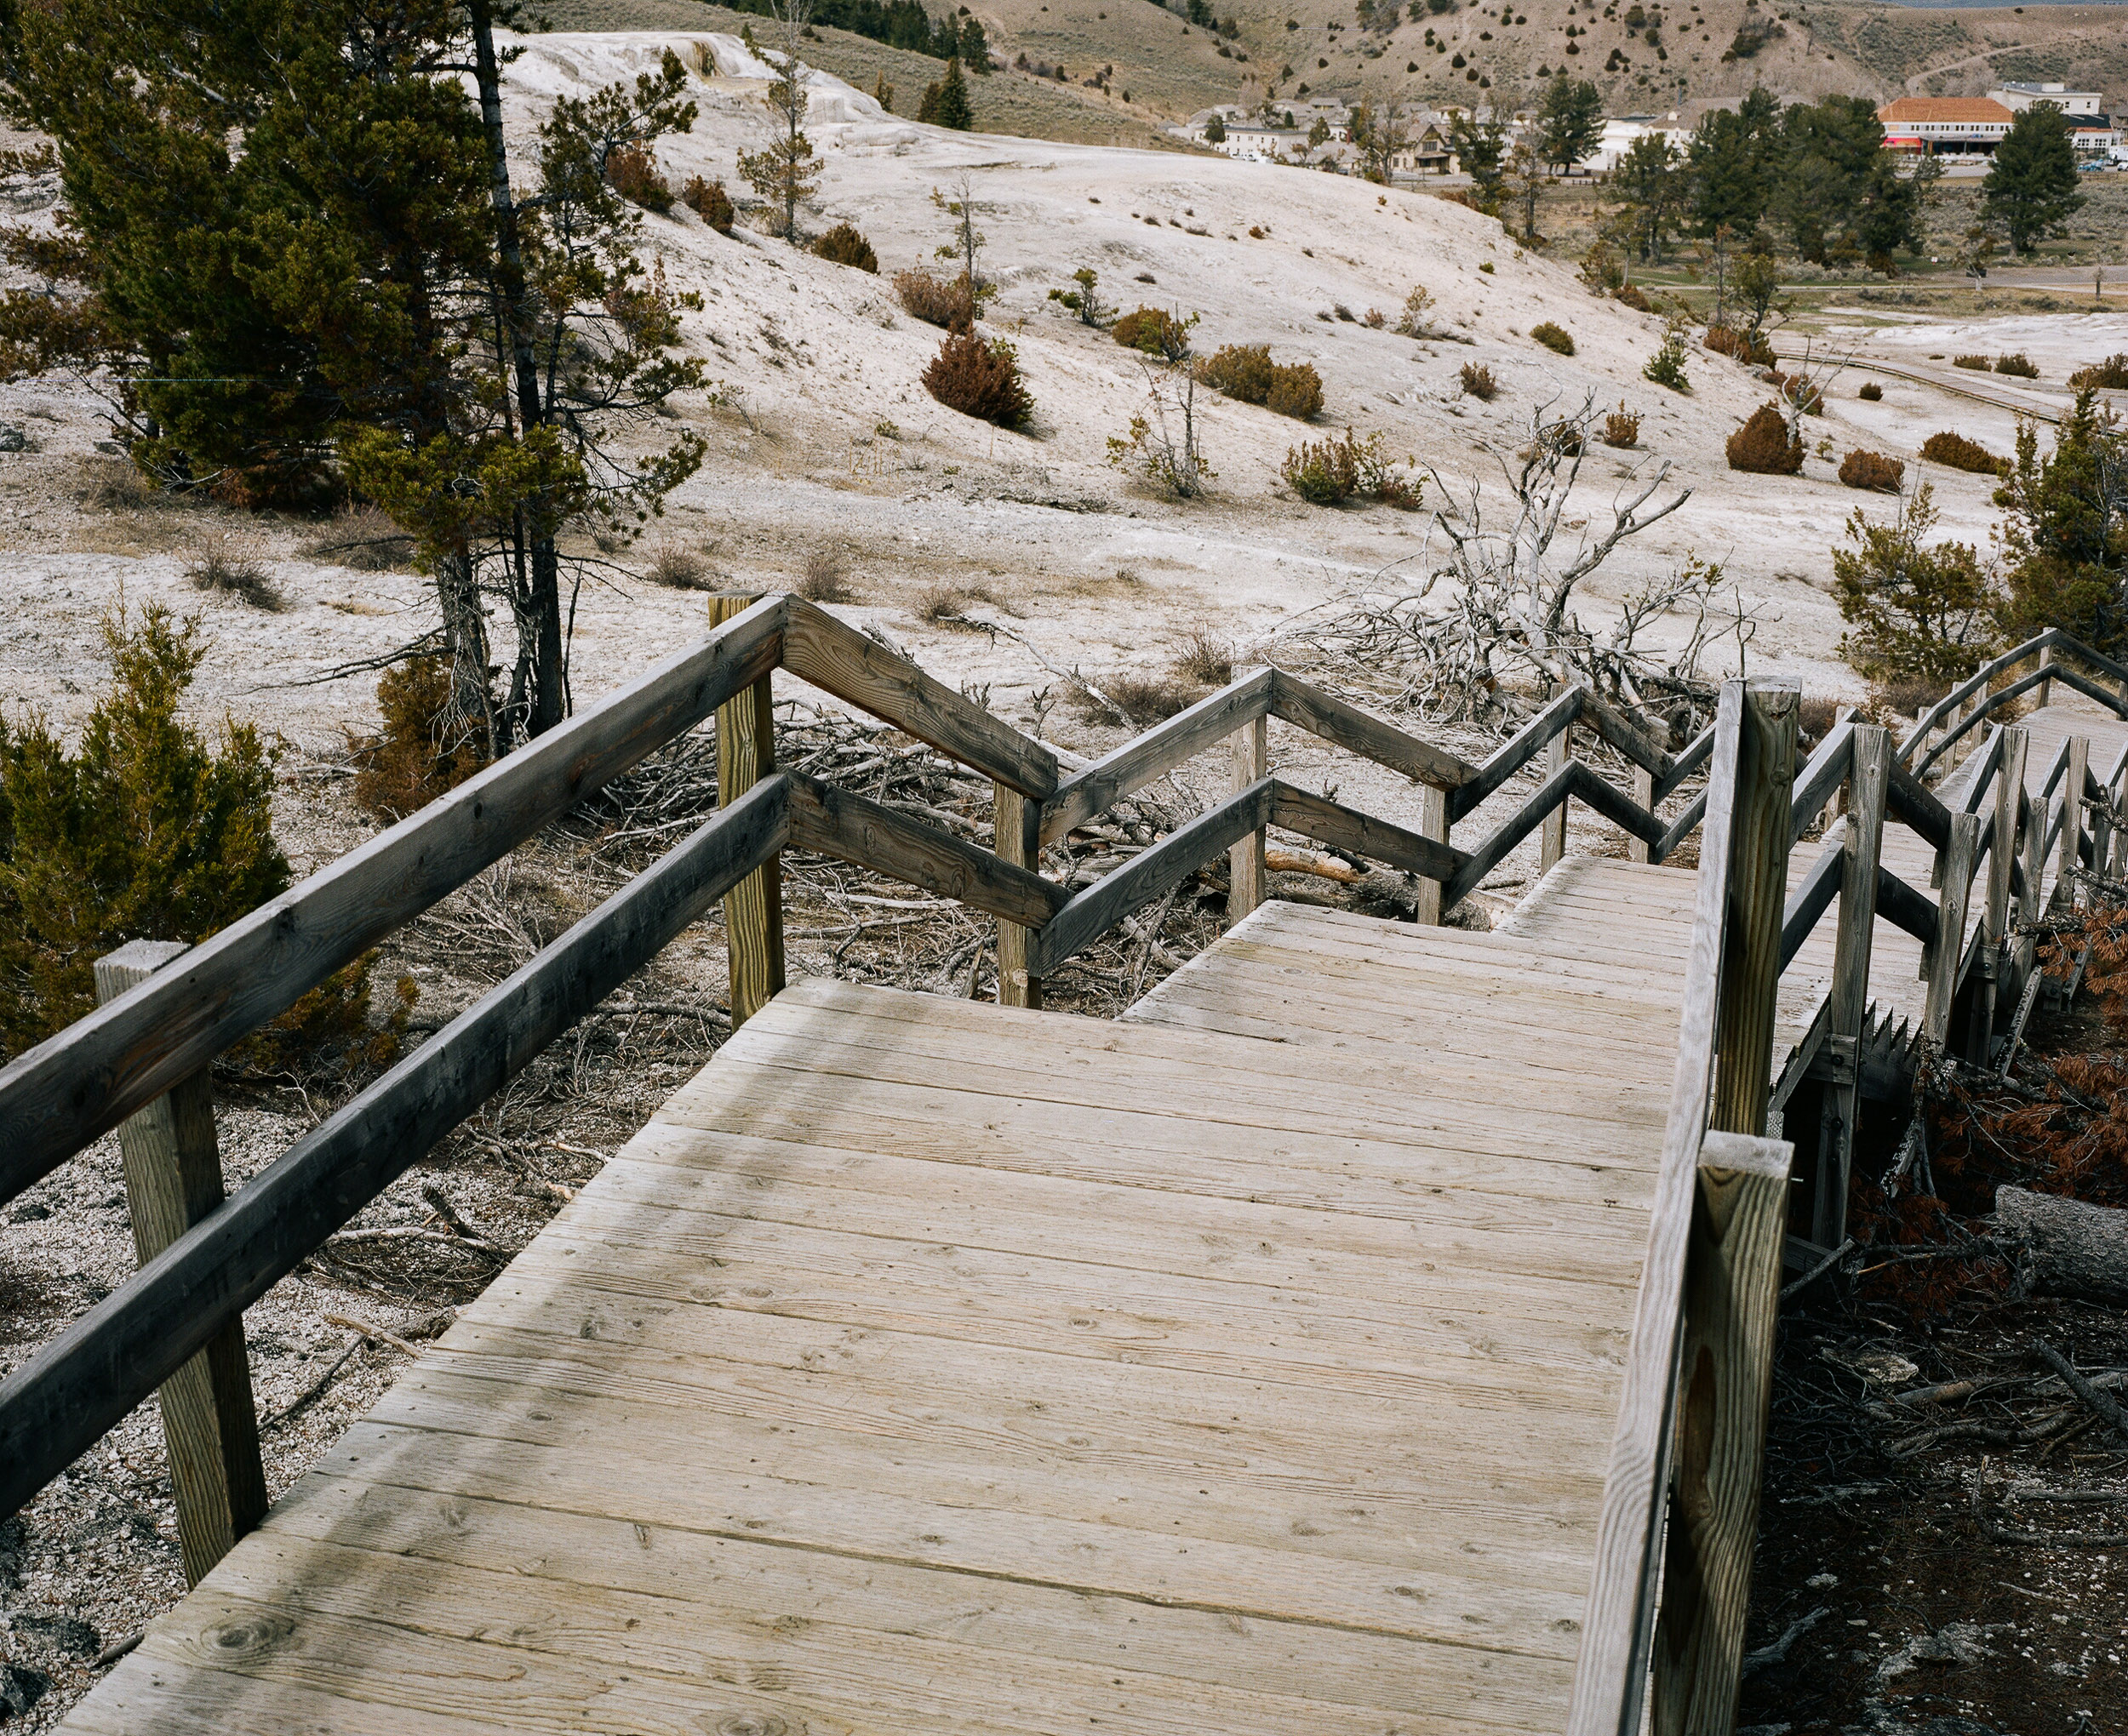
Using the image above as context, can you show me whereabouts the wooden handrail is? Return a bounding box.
[0,596,789,1209]
[1902,628,2128,772]
[0,773,791,1520]
[1041,670,1276,842]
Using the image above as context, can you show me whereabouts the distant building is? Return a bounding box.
[1988,82,2103,118]
[1587,112,1693,172]
[1876,96,2015,157]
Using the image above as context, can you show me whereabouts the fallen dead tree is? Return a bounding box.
[1997,1185,2128,1304]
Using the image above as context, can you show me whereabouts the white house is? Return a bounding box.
[1988,82,2104,118]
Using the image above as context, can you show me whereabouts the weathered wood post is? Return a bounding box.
[1539,724,1569,877]
[2017,785,2045,979]
[1626,762,1656,866]
[1814,724,1888,1250]
[2059,735,2089,911]
[994,784,1043,1008]
[1652,1127,1793,1736]
[1976,727,2028,1064]
[1228,706,1267,925]
[2037,640,2054,710]
[93,942,267,1587]
[708,592,785,1026]
[1924,812,1981,1054]
[1710,686,1798,1139]
[1413,781,1448,922]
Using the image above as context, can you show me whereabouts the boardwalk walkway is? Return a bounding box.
[29,620,2128,1736]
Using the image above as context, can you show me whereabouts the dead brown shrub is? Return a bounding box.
[605,145,672,214]
[644,545,711,589]
[184,529,284,609]
[1171,630,1233,687]
[1838,448,1905,492]
[1919,430,2008,477]
[895,268,975,328]
[1459,361,1498,401]
[1601,405,1641,448]
[349,656,487,819]
[304,504,413,571]
[682,175,735,233]
[1725,403,1803,476]
[922,329,1033,428]
[798,550,855,602]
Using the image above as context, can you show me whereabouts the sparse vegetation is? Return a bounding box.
[1530,320,1574,356]
[922,328,1033,427]
[1994,351,2039,380]
[1727,403,1804,476]
[644,545,711,589]
[351,654,489,820]
[1280,429,1422,509]
[1641,321,1690,392]
[1171,629,1233,687]
[184,529,283,608]
[683,175,736,233]
[1601,404,1640,448]
[1460,361,1498,400]
[1195,344,1322,420]
[811,222,878,271]
[1703,323,1774,368]
[1107,370,1216,500]
[0,606,291,1054]
[1858,381,1884,402]
[1839,448,1905,494]
[304,504,414,571]
[1047,266,1111,327]
[798,550,855,602]
[1953,354,1991,372]
[1920,431,2009,477]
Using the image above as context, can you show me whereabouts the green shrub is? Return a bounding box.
[923,328,1033,427]
[1280,428,1422,508]
[1047,266,1110,327]
[1530,320,1575,355]
[1994,351,2039,380]
[1833,483,1988,684]
[1197,344,1323,420]
[812,222,878,271]
[1839,448,1904,492]
[2068,353,2128,391]
[0,606,290,1055]
[1642,323,1690,391]
[1919,430,2008,476]
[1113,305,1193,359]
[1726,403,1803,476]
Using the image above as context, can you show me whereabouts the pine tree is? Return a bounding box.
[1204,111,1227,143]
[873,71,895,111]
[1685,86,1781,237]
[737,0,821,241]
[1536,76,1602,174]
[1994,388,2128,650]
[918,56,973,129]
[1613,132,1680,261]
[957,14,991,71]
[1985,103,2085,255]
[1832,484,1989,683]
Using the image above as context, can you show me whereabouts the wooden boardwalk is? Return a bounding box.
[67,913,1690,1736]
[47,662,2128,1736]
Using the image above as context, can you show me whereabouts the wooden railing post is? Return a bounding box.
[1814,724,1888,1248]
[1925,812,1981,1054]
[1413,781,1447,922]
[2059,735,2089,910]
[994,783,1042,1008]
[1652,1128,1793,1736]
[1228,708,1267,924]
[1627,763,1655,865]
[1540,723,1569,877]
[1711,687,1799,1139]
[92,942,266,1587]
[1976,727,2028,1063]
[709,592,785,1025]
[2037,640,2054,710]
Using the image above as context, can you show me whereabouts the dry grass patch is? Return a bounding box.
[185,529,284,609]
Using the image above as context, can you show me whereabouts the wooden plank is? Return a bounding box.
[1575,689,1677,784]
[1042,668,1273,842]
[1565,679,1747,1736]
[1815,726,1888,1249]
[781,596,1059,799]
[1778,830,1843,971]
[1652,723,1713,804]
[993,780,1042,1008]
[0,593,787,1208]
[1228,707,1267,922]
[0,776,790,1522]
[1627,764,1655,865]
[2059,736,2089,905]
[785,772,1065,929]
[1650,1131,1793,1736]
[1786,722,1853,846]
[92,943,266,1587]
[1030,779,1274,973]
[1271,781,1465,881]
[1924,813,1980,1052]
[1712,687,1799,1139]
[708,592,786,1027]
[1267,671,1479,790]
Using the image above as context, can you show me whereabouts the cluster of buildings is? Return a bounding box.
[1176,79,2119,182]
[1877,84,2118,161]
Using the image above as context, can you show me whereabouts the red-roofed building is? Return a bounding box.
[1877,97,2016,156]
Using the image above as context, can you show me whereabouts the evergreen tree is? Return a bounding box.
[1536,76,1602,174]
[1832,484,1990,683]
[1994,388,2128,651]
[957,13,991,71]
[1613,132,1680,261]
[1685,86,1781,237]
[918,56,974,128]
[738,0,824,241]
[1985,102,2085,254]
[1771,95,1885,263]
[1450,111,1508,213]
[1204,111,1227,143]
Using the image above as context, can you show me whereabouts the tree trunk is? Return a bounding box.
[1998,1185,2128,1304]
[436,545,494,755]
